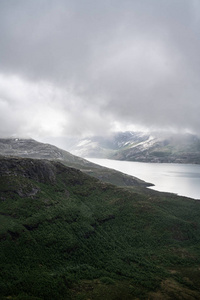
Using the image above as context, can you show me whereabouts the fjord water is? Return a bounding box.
[86,158,200,200]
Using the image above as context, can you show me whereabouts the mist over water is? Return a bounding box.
[86,158,200,200]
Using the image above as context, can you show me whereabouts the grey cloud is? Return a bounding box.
[0,0,200,138]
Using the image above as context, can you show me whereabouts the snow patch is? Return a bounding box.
[77,140,91,147]
[130,135,156,149]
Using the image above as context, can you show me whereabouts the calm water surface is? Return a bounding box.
[86,158,200,200]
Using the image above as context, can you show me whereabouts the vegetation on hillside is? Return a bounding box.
[0,157,200,299]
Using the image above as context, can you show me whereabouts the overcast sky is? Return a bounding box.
[0,0,200,142]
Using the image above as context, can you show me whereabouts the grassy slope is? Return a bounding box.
[0,158,200,299]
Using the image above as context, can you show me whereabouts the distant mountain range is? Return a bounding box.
[0,138,150,187]
[68,131,200,164]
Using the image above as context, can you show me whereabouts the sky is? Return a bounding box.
[0,0,200,143]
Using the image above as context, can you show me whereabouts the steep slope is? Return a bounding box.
[0,138,150,187]
[1,156,200,299]
[69,132,200,163]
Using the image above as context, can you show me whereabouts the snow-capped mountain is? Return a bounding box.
[68,131,200,164]
[68,132,149,158]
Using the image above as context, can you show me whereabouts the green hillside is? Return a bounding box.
[1,157,200,299]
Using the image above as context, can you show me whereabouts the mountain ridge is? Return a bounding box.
[0,137,151,187]
[67,131,200,163]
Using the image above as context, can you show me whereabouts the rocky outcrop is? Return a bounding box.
[0,156,58,184]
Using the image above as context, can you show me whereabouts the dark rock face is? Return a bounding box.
[0,157,76,203]
[0,157,59,184]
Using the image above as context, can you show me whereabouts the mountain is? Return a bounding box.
[1,156,200,299]
[68,131,200,163]
[0,138,150,187]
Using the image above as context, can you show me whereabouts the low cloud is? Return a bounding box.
[0,0,200,139]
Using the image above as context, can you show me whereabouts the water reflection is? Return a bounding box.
[86,158,200,200]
